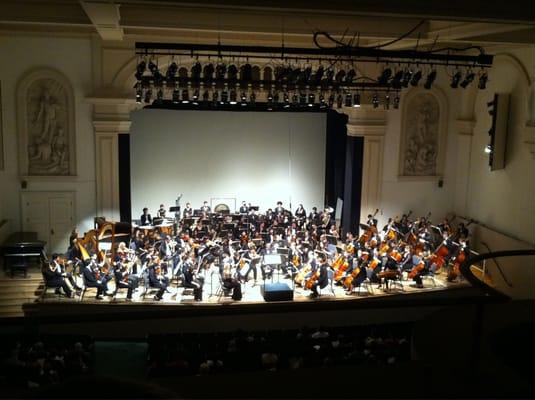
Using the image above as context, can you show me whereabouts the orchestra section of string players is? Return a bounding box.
[41,200,472,302]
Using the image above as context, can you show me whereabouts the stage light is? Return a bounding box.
[323,68,334,84]
[391,70,404,89]
[274,91,280,104]
[229,90,237,104]
[478,71,488,89]
[292,93,299,106]
[372,92,379,108]
[410,70,422,86]
[484,144,492,154]
[336,94,343,108]
[192,89,199,105]
[335,69,346,84]
[148,59,158,74]
[172,87,180,104]
[393,93,400,109]
[384,93,390,110]
[181,89,189,104]
[203,64,214,82]
[424,70,437,89]
[283,92,290,108]
[220,90,228,104]
[328,94,335,108]
[144,89,152,104]
[166,61,178,80]
[344,93,352,107]
[319,93,327,109]
[450,71,462,88]
[240,64,252,82]
[352,93,361,108]
[460,71,475,88]
[267,91,274,102]
[314,66,325,85]
[202,90,210,102]
[240,92,247,106]
[212,90,219,105]
[227,65,238,81]
[308,93,315,106]
[401,69,412,88]
[191,62,202,81]
[378,67,392,85]
[135,60,146,80]
[299,92,307,105]
[135,89,142,104]
[250,92,256,105]
[156,88,164,101]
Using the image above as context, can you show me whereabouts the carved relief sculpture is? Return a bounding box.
[17,69,76,177]
[400,92,443,177]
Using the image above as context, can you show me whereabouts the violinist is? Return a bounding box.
[221,261,242,301]
[183,262,204,301]
[140,207,152,226]
[82,258,112,300]
[309,253,329,298]
[113,257,138,301]
[148,258,169,301]
[43,254,74,298]
[239,245,259,284]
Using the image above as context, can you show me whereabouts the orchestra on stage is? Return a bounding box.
[42,200,472,302]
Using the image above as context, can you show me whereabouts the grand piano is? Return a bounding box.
[2,232,46,278]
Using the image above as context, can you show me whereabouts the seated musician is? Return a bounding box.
[183,203,193,218]
[157,204,166,218]
[82,258,112,300]
[221,262,242,301]
[183,263,204,301]
[239,201,248,214]
[275,201,285,216]
[378,255,401,291]
[43,254,74,298]
[140,207,152,226]
[309,253,329,298]
[411,250,430,288]
[113,257,138,301]
[308,207,320,227]
[344,258,368,294]
[148,259,169,301]
[366,213,378,228]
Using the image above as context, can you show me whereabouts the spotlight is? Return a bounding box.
[345,69,356,83]
[352,93,361,108]
[314,66,325,85]
[292,93,299,106]
[144,89,152,104]
[274,92,280,103]
[478,71,488,89]
[319,94,327,109]
[283,92,291,108]
[192,89,199,105]
[391,70,404,89]
[240,92,247,106]
[308,93,315,106]
[401,69,412,88]
[372,92,379,108]
[172,87,180,104]
[229,90,237,105]
[267,91,274,102]
[378,67,392,85]
[216,63,226,80]
[344,93,352,107]
[250,92,256,105]
[135,60,146,81]
[166,61,178,80]
[148,59,158,74]
[323,68,334,84]
[240,64,252,82]
[328,94,335,108]
[384,93,390,110]
[393,93,400,109]
[460,71,475,88]
[191,62,202,81]
[135,84,142,104]
[336,94,343,108]
[299,92,307,105]
[450,71,462,88]
[424,70,437,90]
[156,88,164,102]
[220,90,228,104]
[484,144,492,154]
[335,70,346,84]
[181,89,189,104]
[227,65,238,81]
[202,90,210,102]
[212,90,219,105]
[410,70,422,86]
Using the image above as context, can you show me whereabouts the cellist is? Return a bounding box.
[308,253,329,298]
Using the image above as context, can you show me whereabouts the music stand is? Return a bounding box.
[193,209,202,217]
[249,206,259,211]
[262,253,283,284]
[231,214,241,221]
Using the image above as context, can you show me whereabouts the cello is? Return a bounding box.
[358,208,379,244]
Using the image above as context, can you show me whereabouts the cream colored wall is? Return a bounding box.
[0,34,96,236]
[465,52,535,245]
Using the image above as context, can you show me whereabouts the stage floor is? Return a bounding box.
[37,268,468,306]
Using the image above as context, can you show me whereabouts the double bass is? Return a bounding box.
[358,209,379,244]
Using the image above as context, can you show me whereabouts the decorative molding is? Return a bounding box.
[16,67,77,177]
[93,120,132,134]
[361,136,384,218]
[456,118,476,136]
[346,123,386,137]
[398,86,448,179]
[524,124,535,159]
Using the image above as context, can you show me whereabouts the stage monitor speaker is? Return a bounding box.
[261,282,294,302]
[487,93,510,171]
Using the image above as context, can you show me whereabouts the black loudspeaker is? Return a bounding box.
[261,282,294,302]
[487,93,510,171]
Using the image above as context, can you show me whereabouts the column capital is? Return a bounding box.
[346,106,387,137]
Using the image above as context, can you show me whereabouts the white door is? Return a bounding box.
[21,192,75,255]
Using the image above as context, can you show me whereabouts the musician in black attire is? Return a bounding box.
[43,255,73,298]
[183,263,204,301]
[366,214,378,228]
[140,207,152,226]
[148,265,169,301]
[275,201,284,216]
[82,259,110,300]
[201,201,211,214]
[294,204,306,227]
[310,254,329,298]
[308,207,320,227]
[157,204,166,218]
[183,203,193,218]
[239,201,248,214]
[113,260,138,300]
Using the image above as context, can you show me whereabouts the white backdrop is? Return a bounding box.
[130,109,326,219]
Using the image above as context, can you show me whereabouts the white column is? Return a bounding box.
[345,106,387,220]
